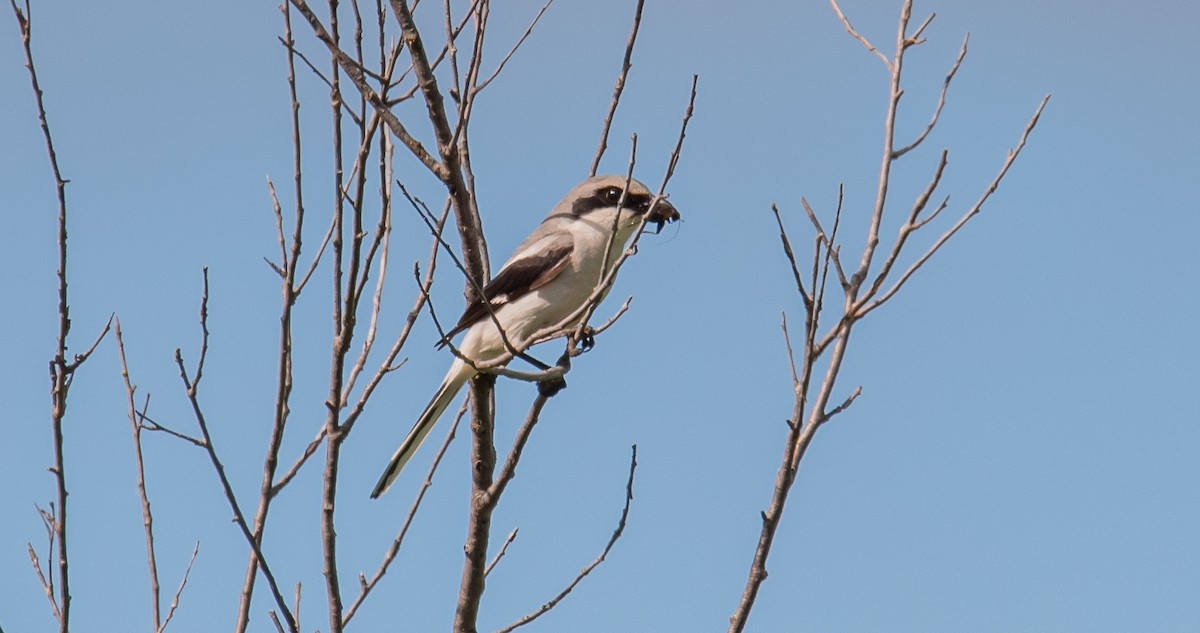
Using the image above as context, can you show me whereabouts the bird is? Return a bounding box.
[370,174,680,498]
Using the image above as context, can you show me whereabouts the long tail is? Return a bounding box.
[371,358,474,498]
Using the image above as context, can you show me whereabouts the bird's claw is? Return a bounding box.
[578,328,596,353]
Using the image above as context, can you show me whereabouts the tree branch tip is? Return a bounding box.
[264,257,285,277]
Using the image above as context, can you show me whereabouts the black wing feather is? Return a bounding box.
[437,236,573,346]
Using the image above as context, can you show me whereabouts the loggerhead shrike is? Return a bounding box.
[371,174,680,498]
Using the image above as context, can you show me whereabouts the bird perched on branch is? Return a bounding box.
[371,174,680,498]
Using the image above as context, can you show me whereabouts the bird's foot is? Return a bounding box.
[578,327,596,353]
[538,376,567,398]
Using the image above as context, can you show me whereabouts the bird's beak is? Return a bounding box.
[646,198,681,226]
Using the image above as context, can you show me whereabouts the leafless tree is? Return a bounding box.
[11,2,112,632]
[726,1,1048,630]
[10,0,1047,632]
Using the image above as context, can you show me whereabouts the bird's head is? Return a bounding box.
[563,174,681,233]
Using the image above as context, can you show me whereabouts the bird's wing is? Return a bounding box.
[439,231,574,345]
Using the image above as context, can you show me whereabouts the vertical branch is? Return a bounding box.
[589,0,646,176]
[845,0,912,296]
[321,1,350,630]
[12,2,112,629]
[114,318,162,630]
[454,373,498,633]
[25,0,70,623]
[728,196,843,632]
[175,270,298,633]
[234,5,311,630]
[388,0,490,286]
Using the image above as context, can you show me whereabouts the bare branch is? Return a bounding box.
[68,315,113,372]
[174,271,297,633]
[488,393,551,503]
[342,403,465,625]
[27,541,60,621]
[893,33,968,158]
[589,0,646,176]
[848,0,914,298]
[475,0,556,93]
[780,312,801,390]
[732,5,1049,627]
[589,295,633,338]
[801,195,849,292]
[235,6,316,622]
[273,199,444,493]
[454,373,498,633]
[824,385,862,422]
[907,11,936,46]
[829,0,891,67]
[401,184,534,368]
[12,2,115,626]
[115,317,164,630]
[139,414,205,447]
[661,74,698,192]
[289,0,449,180]
[859,149,948,305]
[484,528,519,579]
[860,93,1050,317]
[385,0,490,286]
[912,194,950,231]
[561,77,697,351]
[157,542,200,633]
[494,446,638,633]
[772,204,812,310]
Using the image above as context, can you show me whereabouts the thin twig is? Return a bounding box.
[115,318,163,630]
[824,385,862,421]
[157,542,200,633]
[801,195,849,292]
[859,149,948,306]
[494,446,638,633]
[487,394,551,503]
[290,0,448,181]
[12,2,114,627]
[27,542,60,621]
[589,0,646,176]
[829,0,891,67]
[559,76,697,351]
[139,415,205,447]
[342,403,466,625]
[175,270,298,633]
[892,33,968,158]
[772,204,812,310]
[780,312,800,390]
[859,94,1050,317]
[237,6,312,625]
[484,528,519,578]
[474,0,556,93]
[386,0,490,286]
[400,184,534,368]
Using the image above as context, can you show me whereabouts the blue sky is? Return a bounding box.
[2,1,1198,631]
